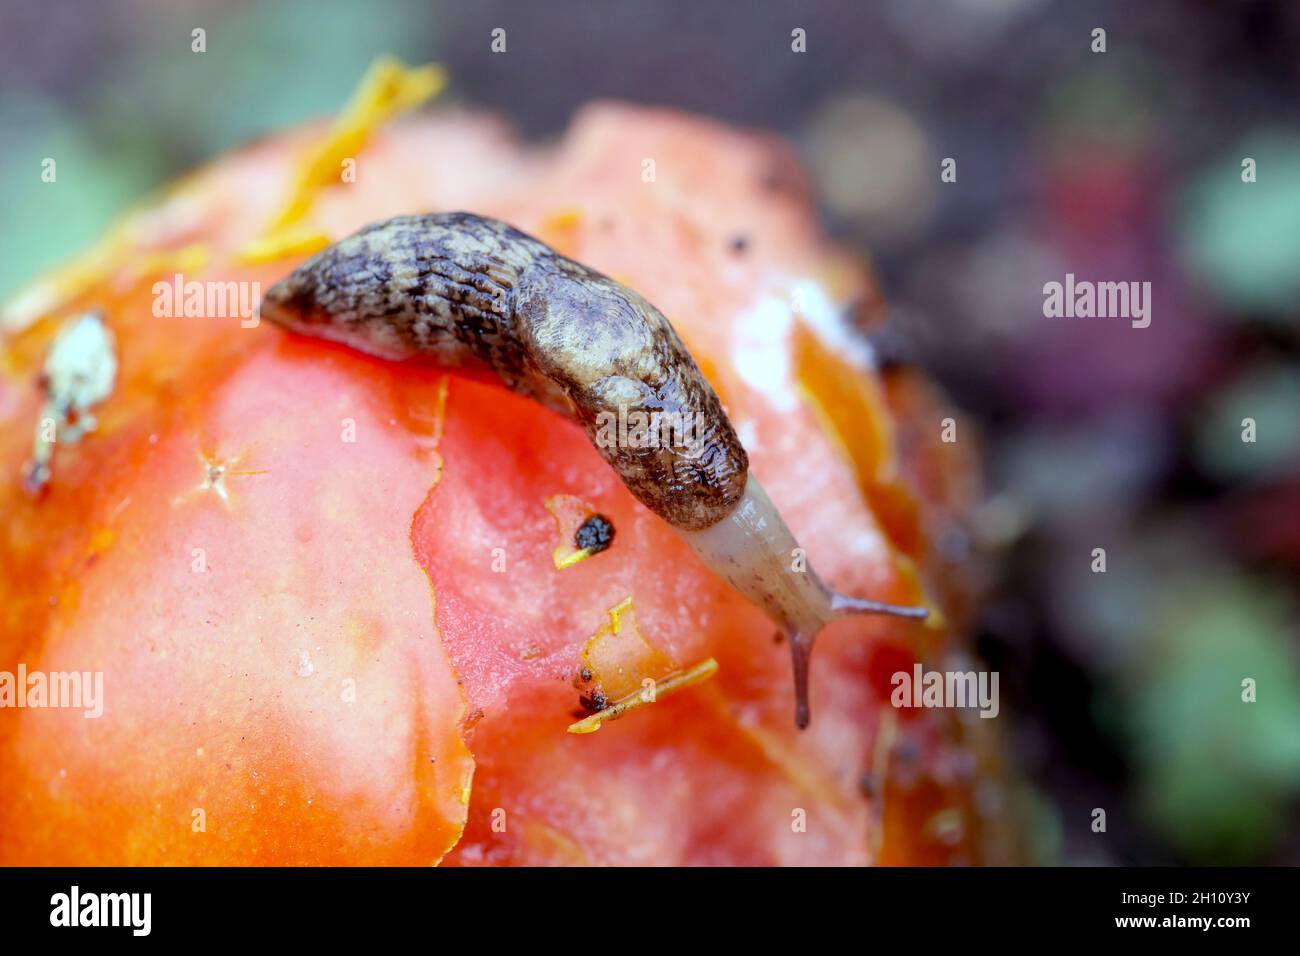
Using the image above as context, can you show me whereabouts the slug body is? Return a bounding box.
[262,212,925,727]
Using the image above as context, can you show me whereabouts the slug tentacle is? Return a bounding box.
[261,212,927,727]
[677,475,926,728]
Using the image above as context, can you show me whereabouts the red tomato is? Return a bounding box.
[0,102,992,865]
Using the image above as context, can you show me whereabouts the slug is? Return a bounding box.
[261,212,927,727]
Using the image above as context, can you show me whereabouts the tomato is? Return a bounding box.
[0,87,993,864]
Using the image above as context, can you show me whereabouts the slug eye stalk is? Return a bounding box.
[679,475,927,729]
[261,211,928,728]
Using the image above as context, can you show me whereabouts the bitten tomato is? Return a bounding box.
[0,79,996,864]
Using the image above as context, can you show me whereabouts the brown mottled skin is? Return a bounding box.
[260,212,748,531]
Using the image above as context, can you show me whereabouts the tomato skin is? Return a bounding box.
[0,105,989,865]
[1,333,475,865]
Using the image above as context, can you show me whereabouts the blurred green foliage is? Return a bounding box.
[1195,363,1300,481]
[1180,133,1300,320]
[0,0,428,299]
[1125,578,1300,862]
[0,94,163,299]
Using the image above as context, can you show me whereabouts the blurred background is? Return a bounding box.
[2,0,1298,864]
